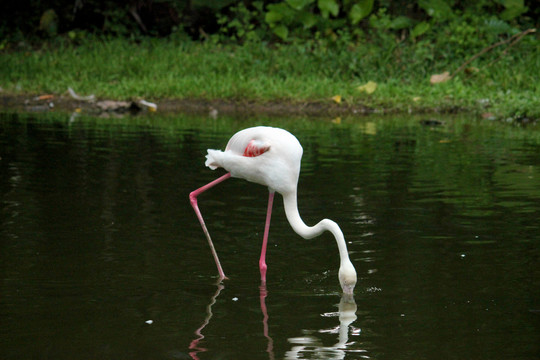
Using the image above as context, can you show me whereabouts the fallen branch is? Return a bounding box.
[129,5,148,33]
[486,28,537,68]
[450,28,536,79]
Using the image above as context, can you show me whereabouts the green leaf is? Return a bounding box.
[265,10,283,24]
[285,0,313,11]
[410,21,430,38]
[418,0,453,20]
[229,19,241,29]
[349,0,374,24]
[318,0,339,18]
[273,24,289,40]
[298,11,318,29]
[500,0,528,20]
[483,18,512,36]
[389,16,413,30]
[265,3,294,24]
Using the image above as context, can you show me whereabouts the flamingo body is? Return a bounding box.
[206,127,302,195]
[190,126,357,294]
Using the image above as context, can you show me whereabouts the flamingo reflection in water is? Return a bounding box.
[188,284,275,360]
[285,294,366,360]
[188,285,361,360]
[188,284,224,360]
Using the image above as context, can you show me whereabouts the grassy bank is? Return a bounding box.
[1,36,539,120]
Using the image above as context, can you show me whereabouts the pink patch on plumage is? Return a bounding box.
[243,140,270,157]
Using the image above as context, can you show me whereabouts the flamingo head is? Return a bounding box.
[339,260,357,295]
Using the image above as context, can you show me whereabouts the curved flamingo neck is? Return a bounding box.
[281,190,352,265]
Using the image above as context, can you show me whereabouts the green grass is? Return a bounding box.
[1,36,539,119]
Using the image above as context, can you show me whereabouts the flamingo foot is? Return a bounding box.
[215,274,229,286]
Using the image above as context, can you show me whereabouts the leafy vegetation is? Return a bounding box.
[0,1,538,120]
[2,1,537,42]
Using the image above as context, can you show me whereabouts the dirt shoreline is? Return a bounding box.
[1,93,469,118]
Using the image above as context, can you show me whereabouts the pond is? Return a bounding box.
[0,111,539,360]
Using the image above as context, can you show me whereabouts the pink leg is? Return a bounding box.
[189,173,232,281]
[259,191,275,285]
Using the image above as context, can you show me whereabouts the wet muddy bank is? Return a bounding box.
[1,93,466,118]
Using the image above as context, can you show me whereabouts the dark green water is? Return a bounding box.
[1,112,539,360]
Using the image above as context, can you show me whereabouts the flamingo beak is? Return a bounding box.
[342,284,355,295]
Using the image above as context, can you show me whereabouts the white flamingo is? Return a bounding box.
[189,126,357,294]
